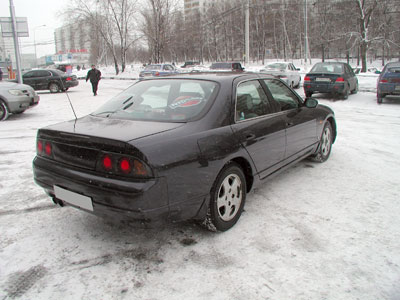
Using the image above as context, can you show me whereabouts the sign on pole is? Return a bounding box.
[0,17,29,37]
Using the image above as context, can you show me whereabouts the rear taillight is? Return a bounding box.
[119,158,131,174]
[336,77,345,82]
[37,140,43,154]
[45,142,52,156]
[155,72,160,76]
[66,77,72,81]
[380,79,388,83]
[37,139,52,157]
[98,153,151,177]
[304,76,311,82]
[102,155,113,171]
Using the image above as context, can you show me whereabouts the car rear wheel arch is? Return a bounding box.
[48,82,60,93]
[230,157,254,193]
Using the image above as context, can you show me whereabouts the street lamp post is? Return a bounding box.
[34,24,46,68]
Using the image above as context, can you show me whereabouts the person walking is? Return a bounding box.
[0,67,3,81]
[86,65,101,96]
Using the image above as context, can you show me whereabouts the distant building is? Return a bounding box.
[53,22,91,66]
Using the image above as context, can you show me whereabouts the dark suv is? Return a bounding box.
[210,62,244,72]
[22,69,79,93]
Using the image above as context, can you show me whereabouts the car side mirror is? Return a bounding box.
[305,97,318,108]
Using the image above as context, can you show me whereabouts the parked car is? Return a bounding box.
[181,61,200,68]
[210,62,244,72]
[304,62,358,99]
[22,69,79,93]
[0,81,39,121]
[139,64,178,79]
[33,73,336,231]
[260,62,301,88]
[377,62,400,104]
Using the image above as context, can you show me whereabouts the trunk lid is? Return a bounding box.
[38,115,184,170]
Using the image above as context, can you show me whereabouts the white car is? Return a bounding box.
[0,81,39,121]
[260,62,301,89]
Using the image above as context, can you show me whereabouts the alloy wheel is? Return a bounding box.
[216,174,243,221]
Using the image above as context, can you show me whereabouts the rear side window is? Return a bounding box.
[263,79,300,111]
[236,80,273,121]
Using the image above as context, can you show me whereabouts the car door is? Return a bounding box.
[36,70,52,90]
[290,63,300,86]
[22,71,36,89]
[230,79,286,179]
[345,64,357,91]
[262,79,318,161]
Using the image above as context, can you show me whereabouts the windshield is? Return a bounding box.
[144,65,162,71]
[310,63,343,74]
[266,63,287,70]
[92,79,219,122]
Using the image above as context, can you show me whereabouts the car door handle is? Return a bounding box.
[245,134,256,141]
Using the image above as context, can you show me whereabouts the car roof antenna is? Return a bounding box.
[59,78,78,121]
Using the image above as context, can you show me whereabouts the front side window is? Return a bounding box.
[236,80,272,121]
[92,79,219,122]
[263,79,300,111]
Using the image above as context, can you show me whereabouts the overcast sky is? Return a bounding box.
[1,0,69,57]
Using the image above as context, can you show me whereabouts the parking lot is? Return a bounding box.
[1,79,400,300]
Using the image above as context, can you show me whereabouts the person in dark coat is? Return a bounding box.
[0,67,3,81]
[86,65,101,96]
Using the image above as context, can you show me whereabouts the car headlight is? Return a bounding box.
[8,89,25,96]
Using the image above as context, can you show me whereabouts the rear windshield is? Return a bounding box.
[210,63,232,69]
[310,63,343,73]
[388,67,400,73]
[144,65,161,71]
[92,79,219,122]
[266,63,286,70]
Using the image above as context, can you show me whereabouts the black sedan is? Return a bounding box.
[33,73,336,231]
[22,69,79,93]
[304,62,358,99]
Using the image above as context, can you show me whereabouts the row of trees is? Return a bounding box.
[65,0,400,74]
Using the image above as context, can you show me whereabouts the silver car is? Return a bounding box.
[0,81,39,121]
[260,62,302,89]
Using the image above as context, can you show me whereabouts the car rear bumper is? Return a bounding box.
[378,83,400,95]
[33,156,169,224]
[64,80,79,88]
[304,82,345,94]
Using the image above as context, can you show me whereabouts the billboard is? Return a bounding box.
[0,17,29,37]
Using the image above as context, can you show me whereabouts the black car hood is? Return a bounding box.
[42,115,185,142]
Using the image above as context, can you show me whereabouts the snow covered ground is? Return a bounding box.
[1,78,400,300]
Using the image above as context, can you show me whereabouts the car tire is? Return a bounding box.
[305,91,313,98]
[49,83,60,93]
[377,93,383,104]
[309,122,333,163]
[0,100,10,121]
[342,84,349,100]
[294,80,301,89]
[351,82,358,94]
[202,163,246,232]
